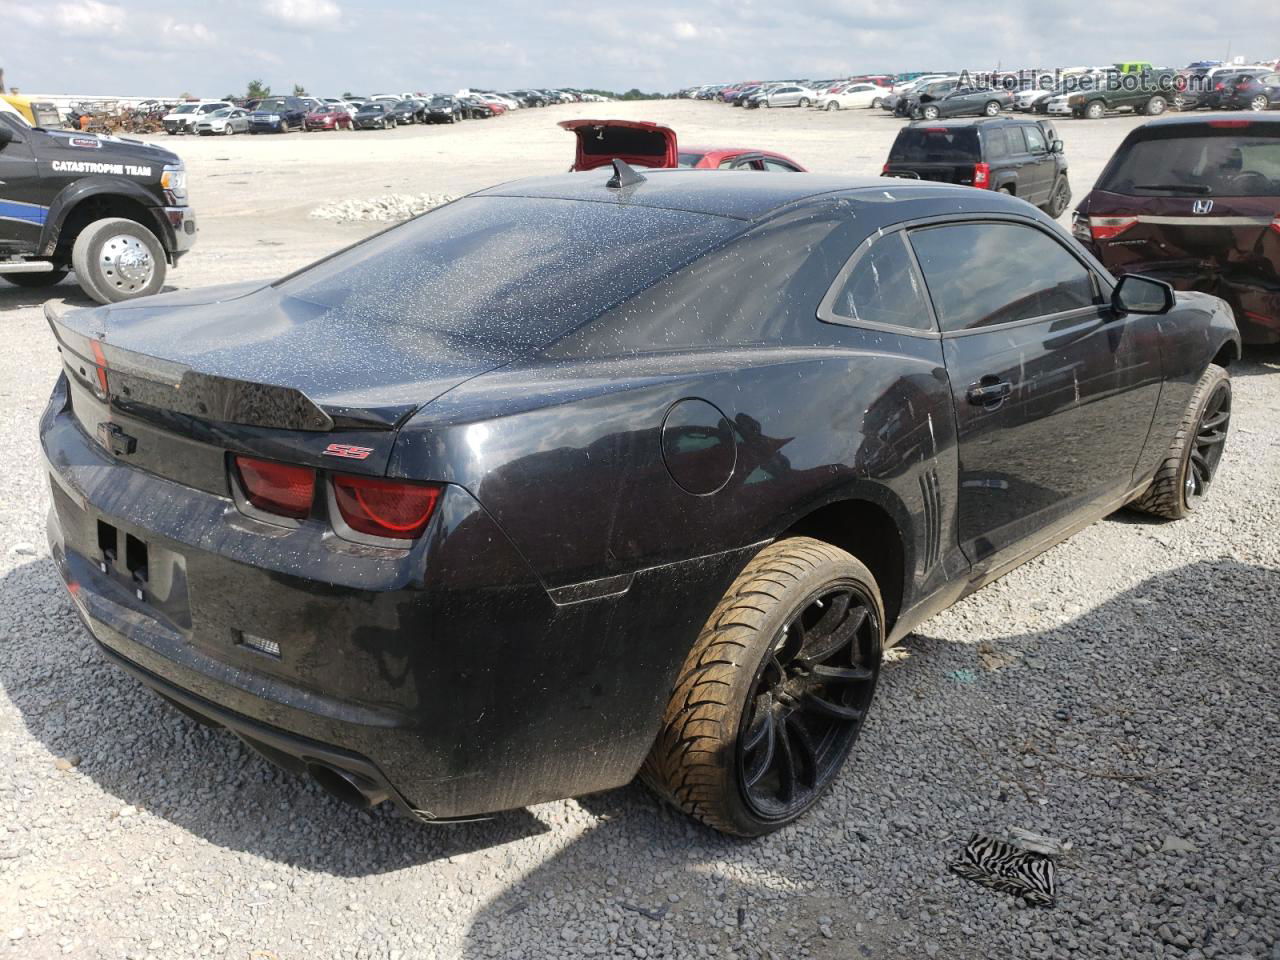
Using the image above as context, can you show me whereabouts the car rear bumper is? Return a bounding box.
[40,381,754,819]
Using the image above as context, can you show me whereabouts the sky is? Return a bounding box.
[0,0,1276,97]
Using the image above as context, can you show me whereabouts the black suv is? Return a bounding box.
[894,77,960,116]
[248,97,312,134]
[882,117,1072,217]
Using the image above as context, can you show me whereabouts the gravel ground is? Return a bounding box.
[1,101,1278,960]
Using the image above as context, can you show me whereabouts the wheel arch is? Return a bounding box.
[778,496,909,633]
[41,179,173,262]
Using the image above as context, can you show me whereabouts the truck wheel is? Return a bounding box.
[1085,100,1106,120]
[1144,95,1168,116]
[1129,364,1230,520]
[641,537,883,837]
[1043,177,1072,218]
[2,269,69,289]
[72,218,166,304]
[984,100,1001,116]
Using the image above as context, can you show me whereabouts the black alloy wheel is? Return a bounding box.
[736,582,880,822]
[642,537,884,836]
[1185,380,1231,506]
[1130,364,1231,520]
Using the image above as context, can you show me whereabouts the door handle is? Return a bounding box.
[967,377,1012,406]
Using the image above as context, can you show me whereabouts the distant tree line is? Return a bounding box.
[581,88,663,101]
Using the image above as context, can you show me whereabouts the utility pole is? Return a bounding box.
[0,67,6,94]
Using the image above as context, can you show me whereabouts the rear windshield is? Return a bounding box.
[1099,127,1280,197]
[579,127,668,160]
[889,127,980,163]
[677,152,705,167]
[277,196,741,351]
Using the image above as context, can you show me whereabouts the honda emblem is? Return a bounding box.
[1192,199,1214,215]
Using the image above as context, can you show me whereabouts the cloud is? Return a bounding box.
[51,0,124,35]
[673,20,698,39]
[263,0,342,29]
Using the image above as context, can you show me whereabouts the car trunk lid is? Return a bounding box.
[46,281,514,484]
[883,125,983,185]
[559,119,678,171]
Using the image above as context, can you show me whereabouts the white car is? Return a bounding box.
[162,101,231,135]
[818,82,887,110]
[194,106,250,135]
[1045,94,1073,115]
[322,97,358,116]
[480,93,518,110]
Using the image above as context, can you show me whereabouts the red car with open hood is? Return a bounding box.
[560,119,807,173]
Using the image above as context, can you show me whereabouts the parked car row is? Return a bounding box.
[155,87,611,137]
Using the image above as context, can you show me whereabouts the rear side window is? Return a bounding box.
[909,222,1097,331]
[822,234,933,331]
[889,127,980,163]
[1097,129,1280,197]
[1004,127,1027,154]
[985,129,1009,160]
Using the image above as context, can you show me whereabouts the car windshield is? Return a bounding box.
[1099,129,1280,197]
[395,101,415,108]
[889,126,981,162]
[360,103,385,112]
[173,104,198,114]
[208,108,232,117]
[257,99,286,111]
[430,98,451,106]
[276,196,741,352]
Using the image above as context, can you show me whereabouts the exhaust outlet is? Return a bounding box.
[306,761,389,809]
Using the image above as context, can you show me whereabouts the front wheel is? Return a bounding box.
[984,100,1001,116]
[642,537,883,837]
[1084,100,1106,120]
[1144,95,1168,116]
[71,218,166,304]
[921,105,940,120]
[825,100,838,111]
[1129,364,1231,520]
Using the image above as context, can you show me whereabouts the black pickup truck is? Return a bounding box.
[0,102,196,303]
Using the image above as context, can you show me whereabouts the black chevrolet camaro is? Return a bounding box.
[41,168,1239,836]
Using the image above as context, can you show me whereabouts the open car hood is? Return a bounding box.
[559,119,678,171]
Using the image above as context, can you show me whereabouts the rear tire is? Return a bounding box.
[2,269,69,289]
[1144,95,1168,116]
[798,97,810,108]
[1129,364,1231,520]
[1251,95,1270,112]
[1043,177,1072,218]
[871,97,882,109]
[71,218,166,305]
[641,537,883,837]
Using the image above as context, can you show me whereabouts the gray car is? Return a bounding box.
[763,84,817,108]
[194,107,250,136]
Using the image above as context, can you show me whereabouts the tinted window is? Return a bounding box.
[826,233,933,331]
[763,158,799,172]
[985,129,1008,160]
[1005,127,1027,154]
[889,127,980,162]
[1098,130,1280,197]
[278,197,741,351]
[909,223,1096,331]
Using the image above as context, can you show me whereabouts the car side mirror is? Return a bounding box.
[0,126,13,148]
[1112,274,1175,316]
[1051,139,1065,154]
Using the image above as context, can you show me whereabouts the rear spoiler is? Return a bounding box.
[44,300,346,431]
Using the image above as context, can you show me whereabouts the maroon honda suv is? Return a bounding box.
[1073,114,1280,343]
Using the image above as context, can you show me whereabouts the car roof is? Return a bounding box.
[904,116,1033,128]
[474,168,987,221]
[1135,113,1280,131]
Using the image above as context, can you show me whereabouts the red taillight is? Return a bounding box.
[1215,81,1225,90]
[972,162,991,188]
[1089,216,1139,241]
[882,162,890,174]
[1271,214,1280,235]
[1208,118,1253,128]
[332,475,441,540]
[234,456,316,519]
